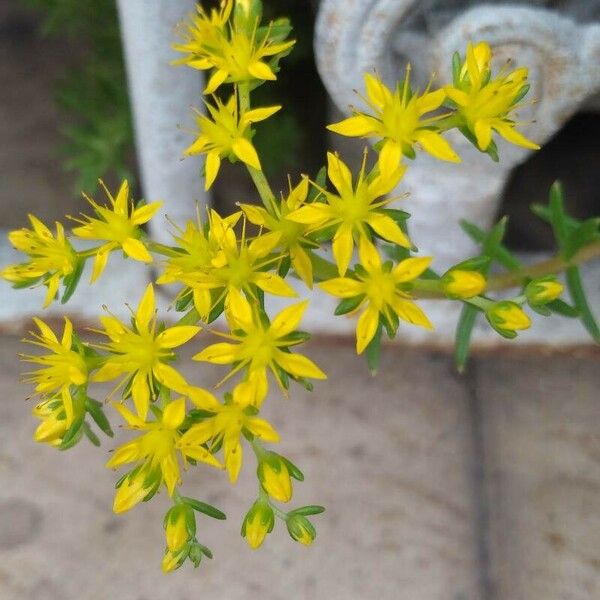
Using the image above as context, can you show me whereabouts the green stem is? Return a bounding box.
[237,82,278,214]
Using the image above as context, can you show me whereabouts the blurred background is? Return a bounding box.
[0,1,599,599]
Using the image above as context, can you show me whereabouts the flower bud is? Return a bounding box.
[113,465,160,514]
[32,398,69,447]
[286,514,316,546]
[257,452,293,503]
[525,277,563,305]
[241,500,274,549]
[162,544,190,574]
[441,269,486,299]
[486,301,531,333]
[164,505,194,552]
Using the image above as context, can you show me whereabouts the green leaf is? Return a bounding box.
[281,456,304,481]
[451,51,461,86]
[547,298,580,318]
[289,505,326,517]
[334,295,364,316]
[460,220,521,271]
[454,304,478,373]
[82,421,101,446]
[85,398,114,437]
[365,323,383,375]
[566,267,600,342]
[562,218,600,260]
[181,497,227,521]
[61,256,85,304]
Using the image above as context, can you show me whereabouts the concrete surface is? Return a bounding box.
[0,334,599,600]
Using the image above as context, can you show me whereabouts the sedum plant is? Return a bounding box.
[3,0,600,574]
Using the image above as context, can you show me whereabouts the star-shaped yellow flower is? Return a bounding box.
[287,151,410,276]
[185,96,280,189]
[106,398,222,513]
[193,290,326,405]
[328,71,460,163]
[21,317,87,426]
[174,0,295,93]
[179,382,279,483]
[445,41,539,152]
[320,239,432,353]
[92,284,200,419]
[71,180,162,282]
[2,215,78,307]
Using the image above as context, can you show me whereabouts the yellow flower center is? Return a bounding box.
[362,269,397,310]
[141,429,177,462]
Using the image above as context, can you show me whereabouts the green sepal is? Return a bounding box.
[511,83,530,106]
[278,255,291,278]
[85,397,114,437]
[61,256,85,304]
[288,505,326,517]
[334,295,364,316]
[365,323,383,375]
[451,51,462,86]
[280,456,304,481]
[81,421,100,446]
[454,304,479,374]
[547,298,580,318]
[175,289,194,312]
[181,497,227,521]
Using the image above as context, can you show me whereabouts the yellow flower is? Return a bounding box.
[164,210,296,319]
[257,451,293,503]
[2,215,78,307]
[445,41,539,152]
[193,290,326,404]
[286,514,315,546]
[92,284,200,419]
[441,269,486,299]
[21,317,87,426]
[525,278,563,305]
[164,504,194,552]
[71,180,162,282]
[242,500,274,549]
[185,96,280,189]
[32,396,70,447]
[287,151,410,276]
[328,71,460,163]
[486,301,531,334]
[107,398,221,513]
[179,382,280,482]
[174,0,295,93]
[320,239,432,353]
[240,176,317,287]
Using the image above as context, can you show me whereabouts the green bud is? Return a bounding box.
[241,500,274,549]
[486,301,531,336]
[286,514,316,546]
[257,452,293,503]
[525,277,563,305]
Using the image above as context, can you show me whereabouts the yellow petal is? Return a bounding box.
[162,398,186,430]
[391,297,433,329]
[364,73,391,109]
[415,130,461,162]
[33,317,58,343]
[248,61,276,81]
[445,86,470,107]
[326,152,353,195]
[180,445,222,469]
[187,386,221,411]
[135,284,155,332]
[274,350,326,379]
[122,238,152,262]
[319,277,363,298]
[357,237,381,271]
[327,115,374,137]
[132,201,163,225]
[248,231,280,258]
[366,213,411,248]
[205,151,221,190]
[92,360,125,382]
[106,440,141,469]
[156,326,200,349]
[193,287,212,319]
[112,400,147,429]
[332,226,354,276]
[393,256,432,282]
[224,438,243,483]
[43,275,60,308]
[270,301,308,338]
[286,203,332,226]
[113,180,129,213]
[246,417,280,443]
[493,122,540,150]
[204,68,228,94]
[225,288,254,331]
[417,89,446,114]
[161,451,181,496]
[474,120,493,150]
[131,372,150,420]
[232,138,261,170]
[193,342,238,364]
[290,246,313,288]
[253,272,297,297]
[243,105,281,123]
[154,363,189,393]
[356,306,379,354]
[91,247,110,283]
[240,203,269,226]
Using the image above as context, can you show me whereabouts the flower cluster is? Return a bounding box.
[5,0,596,577]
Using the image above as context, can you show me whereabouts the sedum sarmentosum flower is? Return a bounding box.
[240,176,317,287]
[320,239,432,353]
[21,317,87,426]
[185,96,280,189]
[441,269,487,299]
[161,210,296,319]
[242,500,274,549]
[92,284,199,420]
[486,300,531,337]
[286,513,316,546]
[179,382,279,482]
[288,150,410,276]
[107,398,222,514]
[32,396,71,447]
[174,0,295,94]
[445,41,539,152]
[71,180,162,282]
[328,71,460,163]
[193,290,326,404]
[2,215,78,307]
